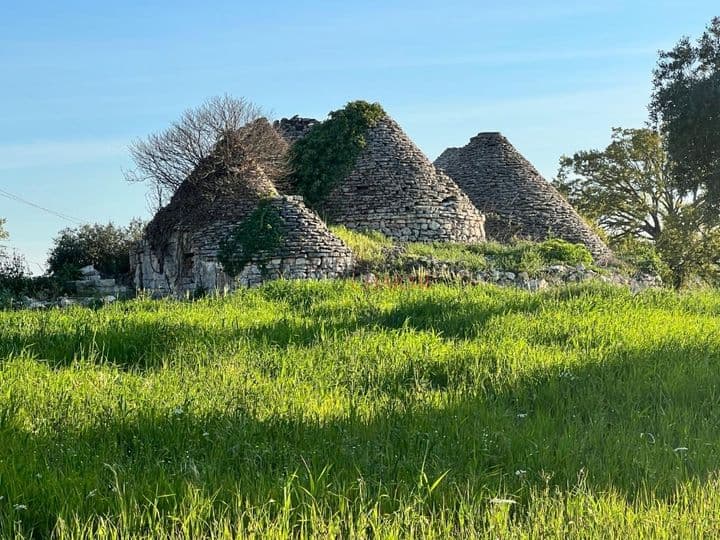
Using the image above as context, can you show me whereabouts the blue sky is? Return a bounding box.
[1,0,717,272]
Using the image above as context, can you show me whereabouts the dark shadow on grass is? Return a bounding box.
[0,286,551,369]
[0,319,214,370]
[3,340,720,535]
[369,292,543,339]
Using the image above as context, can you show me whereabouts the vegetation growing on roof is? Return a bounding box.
[218,200,285,277]
[289,101,385,207]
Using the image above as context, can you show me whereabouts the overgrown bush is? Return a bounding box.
[612,238,672,280]
[537,238,593,266]
[479,239,592,274]
[47,220,144,280]
[218,201,286,277]
[290,101,385,207]
[0,252,70,307]
[0,251,29,307]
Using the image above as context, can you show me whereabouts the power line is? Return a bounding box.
[0,187,85,225]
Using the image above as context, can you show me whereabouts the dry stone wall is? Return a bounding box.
[321,115,486,243]
[273,116,319,145]
[435,132,612,261]
[134,195,353,296]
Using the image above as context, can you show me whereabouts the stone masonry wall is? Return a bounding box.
[273,116,319,145]
[134,195,354,296]
[435,132,612,261]
[321,115,486,244]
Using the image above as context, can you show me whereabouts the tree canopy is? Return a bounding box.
[0,219,6,239]
[651,17,720,208]
[556,128,681,243]
[47,220,144,279]
[556,127,720,288]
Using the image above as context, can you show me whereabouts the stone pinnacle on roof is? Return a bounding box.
[435,132,612,261]
[273,116,320,145]
[318,111,486,243]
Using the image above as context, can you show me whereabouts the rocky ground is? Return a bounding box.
[17,265,130,309]
[17,251,662,310]
[359,246,662,292]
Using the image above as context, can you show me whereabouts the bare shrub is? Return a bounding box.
[125,95,288,210]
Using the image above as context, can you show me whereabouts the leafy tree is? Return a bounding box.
[556,128,683,242]
[0,219,33,303]
[656,207,720,288]
[47,220,145,280]
[650,17,720,207]
[557,128,719,287]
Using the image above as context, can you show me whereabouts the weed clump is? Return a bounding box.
[289,101,386,207]
[218,200,286,276]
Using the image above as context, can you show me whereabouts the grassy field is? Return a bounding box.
[2,280,720,538]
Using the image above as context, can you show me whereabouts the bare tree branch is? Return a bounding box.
[125,95,288,211]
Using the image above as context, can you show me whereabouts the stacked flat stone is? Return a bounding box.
[435,132,612,262]
[134,163,353,296]
[273,116,319,145]
[321,114,486,244]
[70,265,129,297]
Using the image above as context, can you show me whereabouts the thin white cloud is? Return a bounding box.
[0,138,127,170]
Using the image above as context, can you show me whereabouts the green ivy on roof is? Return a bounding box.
[289,100,385,208]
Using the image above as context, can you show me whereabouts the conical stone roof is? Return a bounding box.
[260,195,354,269]
[321,114,486,243]
[144,157,279,257]
[138,153,354,295]
[435,132,612,261]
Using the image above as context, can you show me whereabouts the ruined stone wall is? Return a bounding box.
[134,195,354,296]
[321,116,486,243]
[435,133,612,261]
[273,116,319,145]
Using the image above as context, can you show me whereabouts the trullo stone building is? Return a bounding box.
[291,109,487,244]
[132,150,353,296]
[435,132,612,261]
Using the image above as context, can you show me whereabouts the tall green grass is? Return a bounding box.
[330,226,597,277]
[2,280,720,538]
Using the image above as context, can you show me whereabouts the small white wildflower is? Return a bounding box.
[517,413,527,419]
[515,469,527,477]
[641,432,656,444]
[674,447,689,453]
[490,498,517,505]
[13,504,27,511]
[203,432,210,437]
[172,407,184,416]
